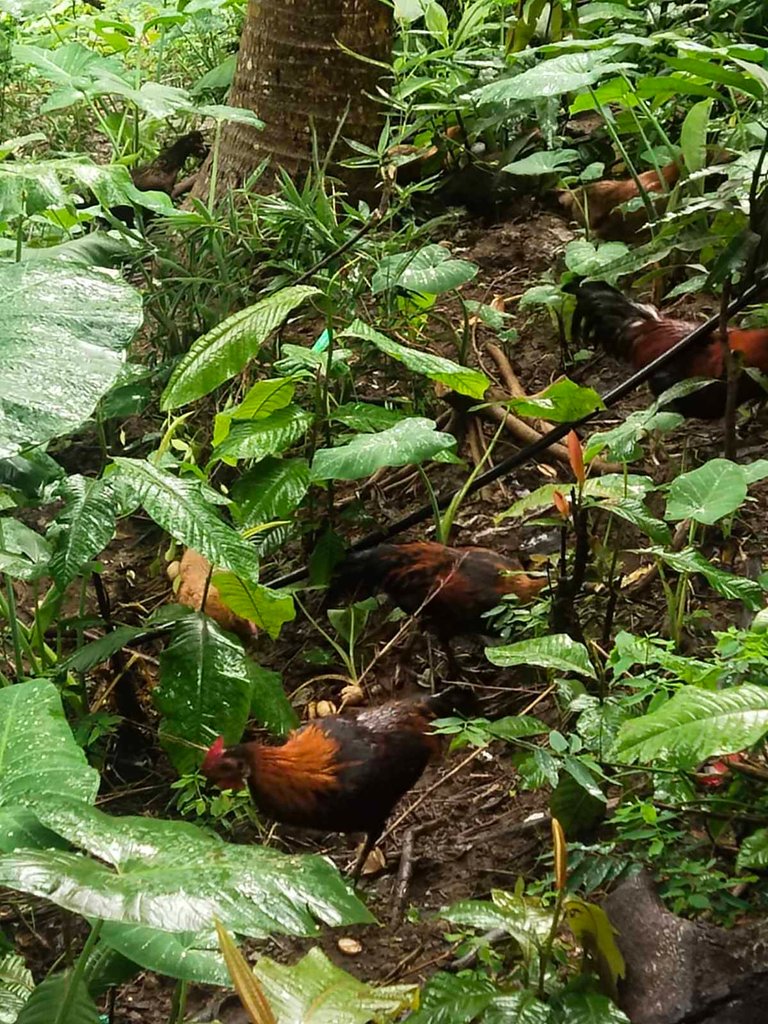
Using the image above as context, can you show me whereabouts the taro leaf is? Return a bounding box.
[550,772,606,838]
[474,51,633,105]
[342,319,488,399]
[100,923,228,986]
[743,459,768,486]
[113,458,258,582]
[737,829,768,871]
[15,972,100,1024]
[486,635,596,678]
[383,971,494,1024]
[255,948,416,1024]
[370,244,478,295]
[211,572,295,640]
[213,407,312,464]
[612,683,768,768]
[331,403,407,432]
[0,261,142,459]
[564,239,631,278]
[665,459,748,524]
[654,547,764,610]
[507,378,604,422]
[0,953,34,1024]
[0,802,372,938]
[0,518,51,581]
[503,149,579,176]
[48,475,116,587]
[161,285,320,410]
[311,418,455,481]
[155,614,259,773]
[0,680,98,854]
[231,458,310,532]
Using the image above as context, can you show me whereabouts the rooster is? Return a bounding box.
[559,161,681,240]
[329,542,546,639]
[112,131,208,225]
[200,687,474,881]
[565,280,768,419]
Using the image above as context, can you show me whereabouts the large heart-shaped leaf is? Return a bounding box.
[0,802,371,938]
[0,680,99,853]
[99,922,228,986]
[612,684,768,768]
[370,244,478,295]
[0,261,142,458]
[113,459,258,582]
[474,51,632,104]
[341,320,488,399]
[311,418,455,481]
[161,286,320,410]
[254,948,416,1024]
[665,459,748,524]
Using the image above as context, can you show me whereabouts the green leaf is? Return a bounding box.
[402,971,497,1024]
[612,684,768,768]
[341,320,488,399]
[213,407,312,463]
[311,418,455,481]
[212,572,295,640]
[486,635,596,678]
[502,149,580,175]
[483,993,550,1024]
[0,261,142,459]
[235,378,295,420]
[445,889,551,957]
[0,801,372,942]
[16,972,100,1024]
[564,239,631,277]
[553,990,630,1023]
[113,458,258,582]
[550,772,606,838]
[48,476,116,586]
[232,458,310,532]
[585,407,683,463]
[161,285,320,410]
[562,755,606,803]
[475,51,633,105]
[498,474,656,521]
[247,665,297,737]
[665,459,748,524]
[0,680,99,852]
[507,378,604,423]
[655,547,764,610]
[370,244,478,295]
[99,923,228,986]
[737,829,768,871]
[743,459,768,486]
[680,99,712,173]
[56,616,183,675]
[254,947,416,1024]
[155,614,259,773]
[0,954,34,1024]
[0,519,51,581]
[596,497,671,544]
[486,715,549,741]
[331,403,407,432]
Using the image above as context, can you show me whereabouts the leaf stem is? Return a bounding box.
[53,919,103,1024]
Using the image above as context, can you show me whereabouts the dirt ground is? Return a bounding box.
[6,200,768,1023]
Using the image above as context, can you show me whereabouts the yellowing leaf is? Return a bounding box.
[564,897,625,1002]
[551,817,567,890]
[215,918,277,1024]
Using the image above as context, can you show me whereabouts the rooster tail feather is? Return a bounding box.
[564,279,658,359]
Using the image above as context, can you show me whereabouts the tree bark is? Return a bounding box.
[192,0,392,203]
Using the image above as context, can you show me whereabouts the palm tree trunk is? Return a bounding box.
[192,0,392,203]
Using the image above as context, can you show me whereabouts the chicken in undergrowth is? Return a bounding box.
[112,131,208,224]
[565,279,768,419]
[328,541,546,651]
[558,161,681,240]
[200,686,475,882]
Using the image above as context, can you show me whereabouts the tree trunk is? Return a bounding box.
[192,0,392,203]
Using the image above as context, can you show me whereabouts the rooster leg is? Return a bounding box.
[349,828,382,885]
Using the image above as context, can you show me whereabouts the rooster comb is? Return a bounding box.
[201,736,226,774]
